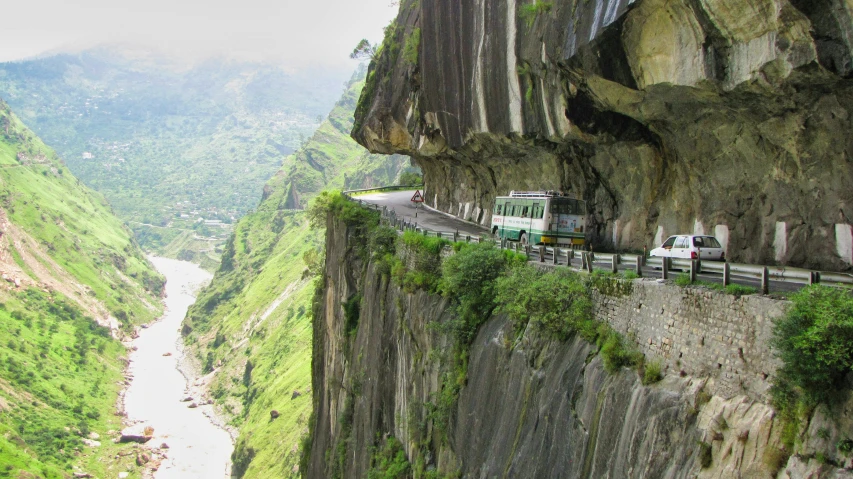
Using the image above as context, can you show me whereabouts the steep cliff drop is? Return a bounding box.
[305,209,853,479]
[351,0,853,271]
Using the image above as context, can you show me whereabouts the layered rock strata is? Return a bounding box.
[353,0,853,270]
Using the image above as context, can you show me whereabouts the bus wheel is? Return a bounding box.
[520,232,528,245]
[492,226,498,236]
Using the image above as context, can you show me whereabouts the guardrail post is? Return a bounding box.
[662,257,669,280]
[453,230,458,242]
[723,262,730,286]
[635,257,642,277]
[525,245,531,258]
[761,267,770,294]
[539,246,545,263]
[466,235,471,243]
[553,247,560,265]
[809,271,821,284]
[587,253,594,273]
[611,255,618,274]
[689,260,697,283]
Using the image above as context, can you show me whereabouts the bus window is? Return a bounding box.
[521,206,529,218]
[495,204,503,216]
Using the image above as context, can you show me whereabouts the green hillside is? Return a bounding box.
[0,100,163,477]
[0,48,349,258]
[182,69,414,478]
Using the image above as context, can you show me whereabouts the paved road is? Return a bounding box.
[355,190,487,237]
[355,189,832,295]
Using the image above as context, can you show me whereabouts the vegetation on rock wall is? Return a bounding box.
[771,285,853,445]
[310,199,660,473]
[0,102,162,478]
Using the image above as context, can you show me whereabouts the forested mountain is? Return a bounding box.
[0,99,164,478]
[180,68,413,478]
[0,47,350,257]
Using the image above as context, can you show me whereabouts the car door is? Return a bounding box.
[673,236,689,258]
[694,236,723,260]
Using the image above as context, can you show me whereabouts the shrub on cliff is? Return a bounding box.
[495,266,593,339]
[772,285,853,409]
[439,242,524,343]
[306,190,377,229]
[366,436,411,479]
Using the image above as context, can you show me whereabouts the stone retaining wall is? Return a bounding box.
[593,279,788,401]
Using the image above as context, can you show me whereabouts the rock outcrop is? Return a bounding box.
[305,212,853,478]
[353,0,853,270]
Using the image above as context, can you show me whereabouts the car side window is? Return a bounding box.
[693,237,704,247]
[674,237,688,248]
[662,236,676,248]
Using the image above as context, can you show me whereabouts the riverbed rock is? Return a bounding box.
[162,352,172,356]
[188,402,198,408]
[136,452,150,466]
[88,432,100,440]
[72,473,92,479]
[160,442,170,449]
[180,396,193,402]
[291,390,301,400]
[118,472,129,479]
[270,410,280,419]
[118,424,152,444]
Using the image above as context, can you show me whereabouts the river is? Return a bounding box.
[123,256,233,478]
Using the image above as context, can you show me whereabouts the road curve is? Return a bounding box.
[354,190,487,238]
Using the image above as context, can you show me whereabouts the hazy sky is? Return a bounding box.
[0,0,399,66]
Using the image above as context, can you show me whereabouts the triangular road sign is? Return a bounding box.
[411,190,424,203]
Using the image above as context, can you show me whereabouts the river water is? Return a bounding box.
[124,256,233,478]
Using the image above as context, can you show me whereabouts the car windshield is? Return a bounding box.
[661,236,676,248]
[694,236,721,248]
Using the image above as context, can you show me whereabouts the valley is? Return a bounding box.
[1,0,853,477]
[0,47,351,265]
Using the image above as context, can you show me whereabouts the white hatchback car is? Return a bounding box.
[650,235,726,261]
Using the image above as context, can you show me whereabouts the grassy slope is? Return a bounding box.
[183,70,412,478]
[0,101,163,477]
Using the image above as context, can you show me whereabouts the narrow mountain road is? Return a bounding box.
[355,189,819,294]
[354,190,487,237]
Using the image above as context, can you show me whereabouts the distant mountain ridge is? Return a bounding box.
[0,47,352,253]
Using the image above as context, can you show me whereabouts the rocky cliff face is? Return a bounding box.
[306,213,853,478]
[353,0,853,270]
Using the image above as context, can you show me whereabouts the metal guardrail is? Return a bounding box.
[343,190,853,294]
[344,184,424,195]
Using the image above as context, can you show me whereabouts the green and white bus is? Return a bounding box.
[490,191,586,247]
